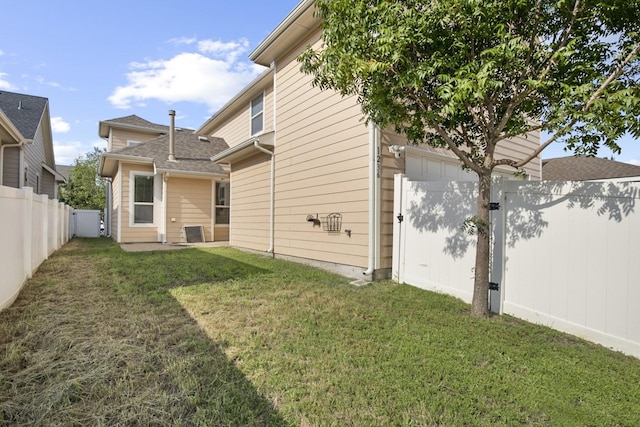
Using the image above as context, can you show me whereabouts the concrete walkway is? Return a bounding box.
[119,241,229,252]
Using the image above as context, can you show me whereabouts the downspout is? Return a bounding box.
[253,141,275,254]
[162,173,168,244]
[364,122,381,277]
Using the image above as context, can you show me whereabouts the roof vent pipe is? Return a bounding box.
[18,101,23,109]
[168,110,176,162]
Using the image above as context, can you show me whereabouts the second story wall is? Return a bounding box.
[23,121,47,194]
[210,84,275,147]
[109,128,163,153]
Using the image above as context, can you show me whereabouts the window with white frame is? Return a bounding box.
[127,140,141,147]
[133,174,154,224]
[250,93,264,136]
[215,181,230,225]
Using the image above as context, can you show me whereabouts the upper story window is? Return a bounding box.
[251,93,264,136]
[127,140,141,147]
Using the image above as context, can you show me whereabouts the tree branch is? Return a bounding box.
[512,42,640,168]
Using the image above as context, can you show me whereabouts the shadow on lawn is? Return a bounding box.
[0,240,290,426]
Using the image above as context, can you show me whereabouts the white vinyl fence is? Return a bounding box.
[0,186,72,311]
[393,174,640,358]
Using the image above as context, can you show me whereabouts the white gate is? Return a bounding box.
[73,210,101,238]
[393,175,503,307]
[393,175,640,357]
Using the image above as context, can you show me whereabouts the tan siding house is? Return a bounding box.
[99,113,229,244]
[194,0,543,280]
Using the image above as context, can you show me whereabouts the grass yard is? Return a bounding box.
[1,239,639,426]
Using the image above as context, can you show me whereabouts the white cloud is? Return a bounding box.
[628,159,640,166]
[51,117,71,133]
[108,38,265,111]
[0,72,16,90]
[54,139,106,165]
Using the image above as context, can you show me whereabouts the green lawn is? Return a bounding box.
[1,238,639,426]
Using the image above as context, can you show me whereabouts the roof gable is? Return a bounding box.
[0,91,48,140]
[99,114,170,138]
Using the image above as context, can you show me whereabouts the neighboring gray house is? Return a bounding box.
[542,156,640,182]
[0,90,64,198]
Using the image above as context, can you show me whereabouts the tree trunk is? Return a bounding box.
[470,172,492,318]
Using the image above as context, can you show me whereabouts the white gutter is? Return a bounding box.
[252,141,275,254]
[364,122,381,276]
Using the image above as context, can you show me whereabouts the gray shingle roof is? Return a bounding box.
[542,156,640,181]
[101,115,169,132]
[113,129,229,175]
[0,90,48,140]
[55,164,73,181]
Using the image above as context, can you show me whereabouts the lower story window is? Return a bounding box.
[215,181,230,224]
[134,175,154,224]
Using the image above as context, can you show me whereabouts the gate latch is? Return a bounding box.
[489,282,500,291]
[397,213,404,223]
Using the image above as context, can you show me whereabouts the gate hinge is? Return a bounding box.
[489,282,500,291]
[489,202,500,211]
[396,213,404,223]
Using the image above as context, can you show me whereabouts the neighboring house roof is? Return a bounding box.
[101,128,229,177]
[56,164,73,181]
[98,114,169,138]
[0,90,48,141]
[542,156,640,181]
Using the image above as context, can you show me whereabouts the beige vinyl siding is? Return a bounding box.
[273,29,370,268]
[384,129,542,180]
[380,136,405,270]
[230,153,271,251]
[109,129,162,152]
[494,132,541,179]
[211,86,275,147]
[165,177,213,243]
[2,146,20,188]
[214,225,229,241]
[119,163,157,243]
[111,171,120,241]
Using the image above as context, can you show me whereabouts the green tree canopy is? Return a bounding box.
[300,0,640,316]
[59,147,106,212]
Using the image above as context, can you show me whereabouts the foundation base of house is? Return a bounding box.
[232,246,390,281]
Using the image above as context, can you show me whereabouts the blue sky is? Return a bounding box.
[1,0,638,166]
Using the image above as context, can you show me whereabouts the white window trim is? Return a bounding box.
[129,171,157,228]
[214,180,230,227]
[250,92,265,137]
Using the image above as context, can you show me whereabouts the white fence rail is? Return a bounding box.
[393,174,640,358]
[0,186,72,311]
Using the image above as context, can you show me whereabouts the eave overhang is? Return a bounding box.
[249,0,318,67]
[211,132,274,164]
[99,153,154,178]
